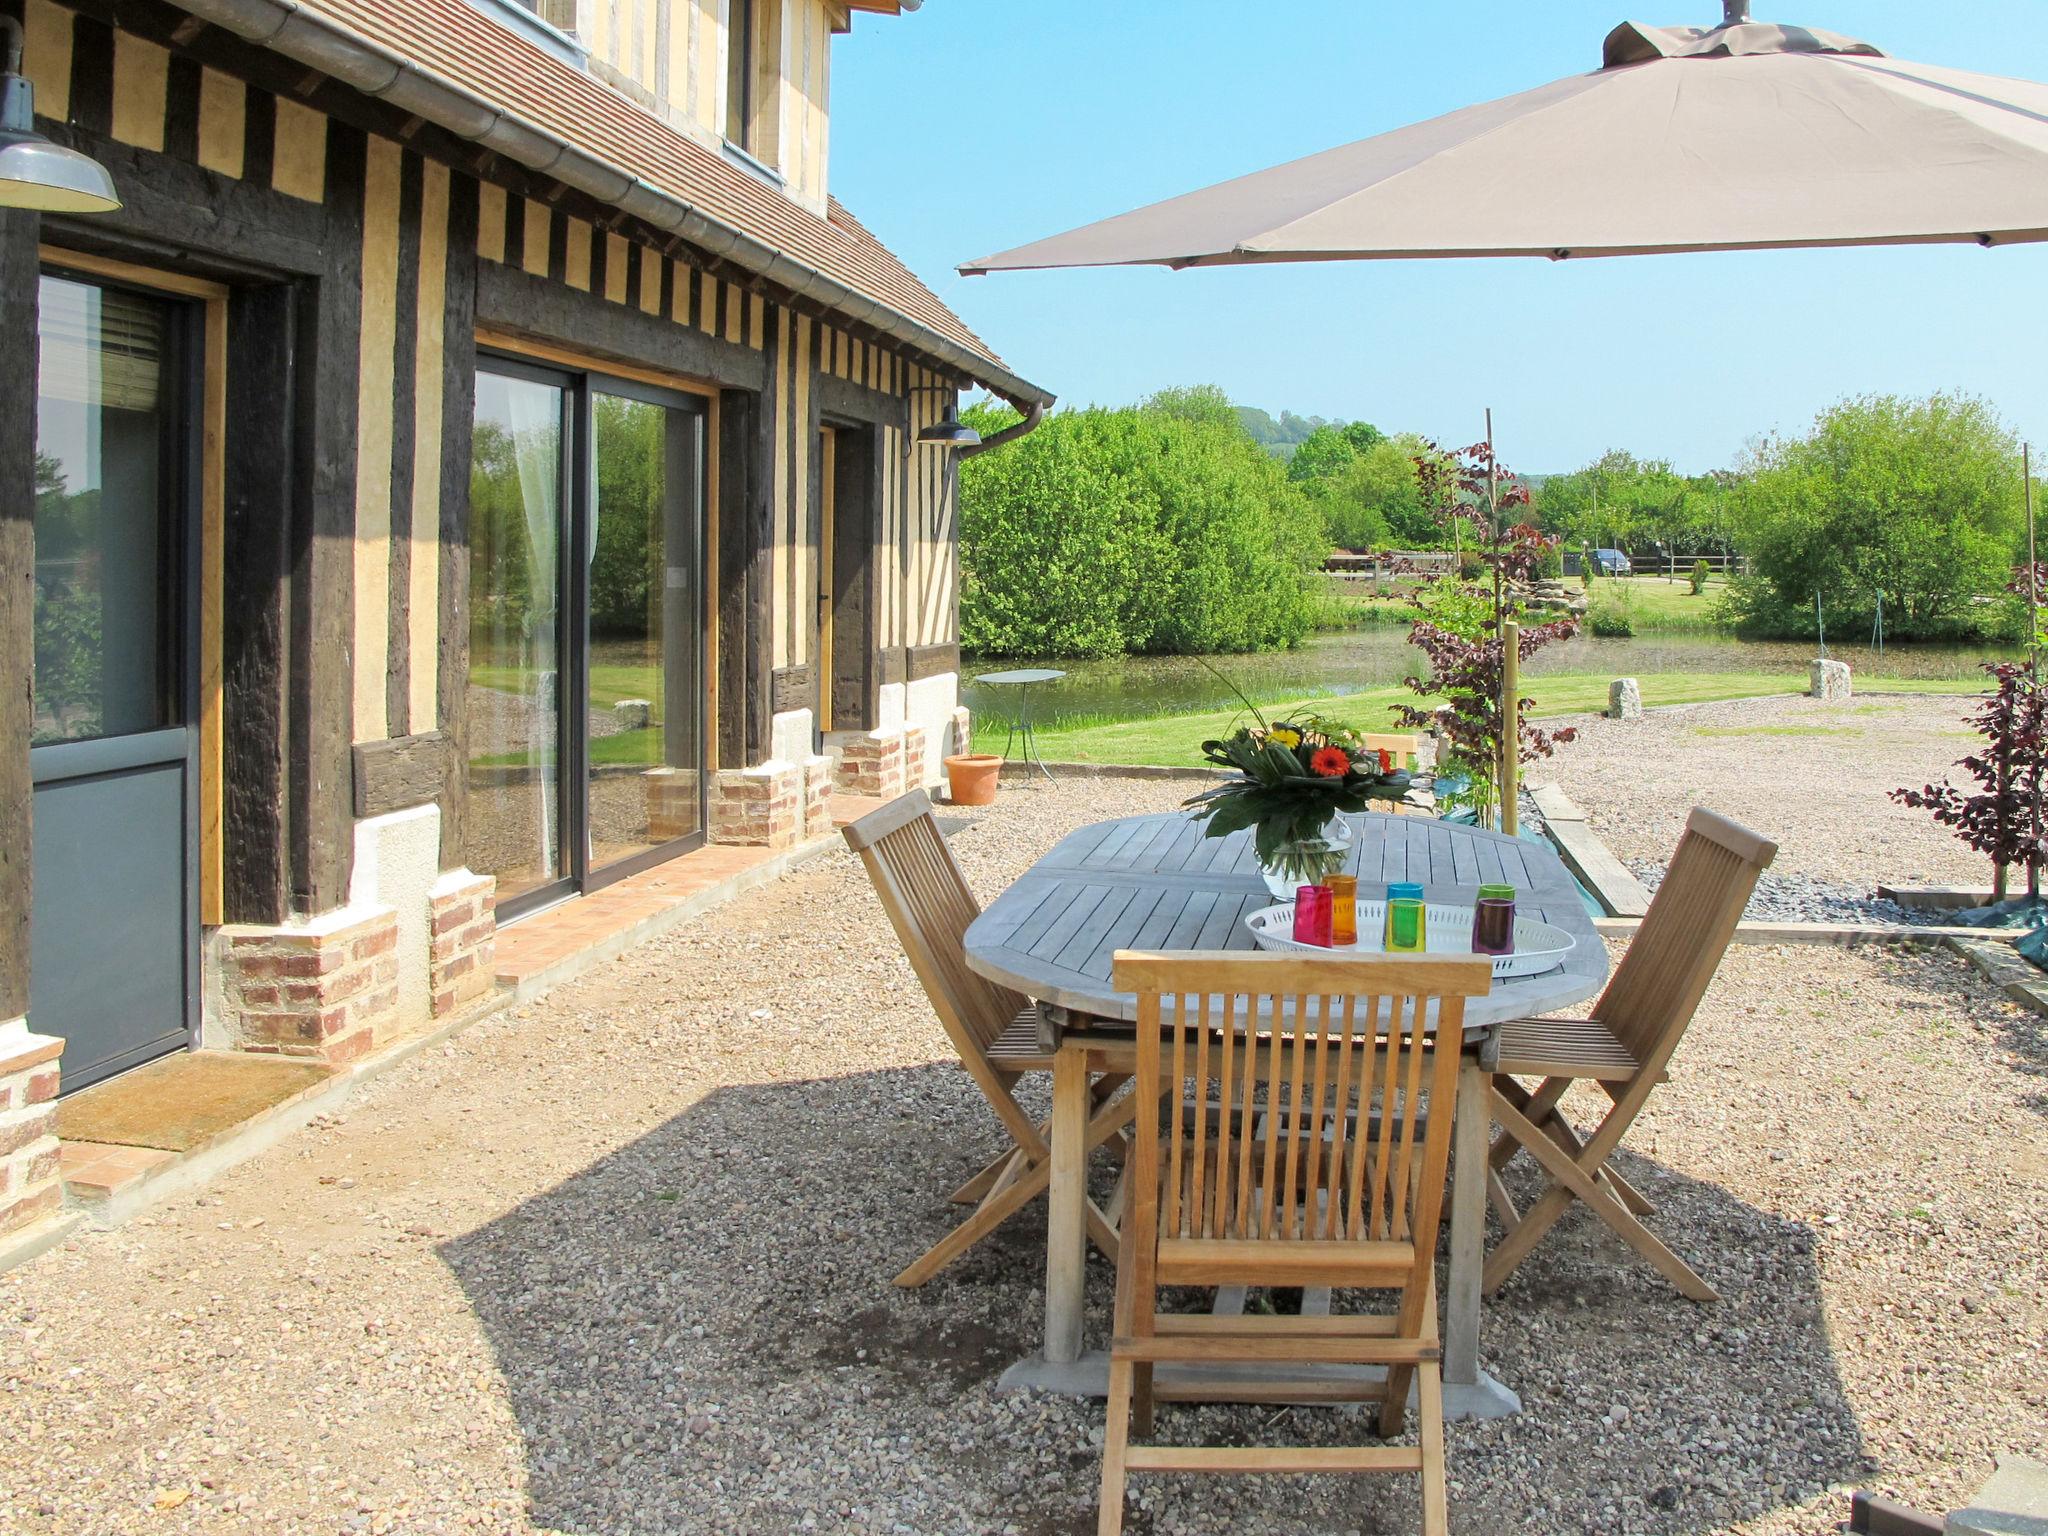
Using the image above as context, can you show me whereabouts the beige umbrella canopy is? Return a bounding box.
[960,2,2048,274]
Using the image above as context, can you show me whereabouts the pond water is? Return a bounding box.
[961,629,2007,729]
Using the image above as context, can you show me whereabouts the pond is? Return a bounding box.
[960,629,2008,730]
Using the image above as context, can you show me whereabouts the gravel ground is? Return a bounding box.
[1534,693,1991,919]
[2,779,2042,1535]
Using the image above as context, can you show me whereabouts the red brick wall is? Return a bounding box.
[429,875,497,1019]
[0,1031,63,1236]
[220,910,401,1065]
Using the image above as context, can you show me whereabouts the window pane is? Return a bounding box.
[465,371,565,904]
[589,392,703,868]
[33,275,177,746]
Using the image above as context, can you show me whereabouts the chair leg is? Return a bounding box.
[1097,1359,1133,1536]
[1379,1362,1413,1439]
[1486,1167,1521,1230]
[1417,1361,1448,1536]
[894,1151,1051,1287]
[1484,1091,1719,1302]
[948,1145,1017,1206]
[1132,1363,1155,1439]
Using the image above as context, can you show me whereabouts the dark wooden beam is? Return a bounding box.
[437,175,480,870]
[475,260,770,394]
[352,732,454,817]
[0,208,35,1020]
[908,642,960,682]
[716,388,757,768]
[287,122,366,914]
[816,371,909,430]
[770,665,813,715]
[220,282,297,925]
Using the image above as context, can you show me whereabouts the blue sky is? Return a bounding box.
[831,1,2048,474]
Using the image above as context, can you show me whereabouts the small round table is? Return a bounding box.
[972,668,1065,782]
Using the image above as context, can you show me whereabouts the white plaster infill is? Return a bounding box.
[349,804,442,1027]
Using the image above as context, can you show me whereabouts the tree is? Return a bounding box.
[1287,420,1386,484]
[1300,432,1443,550]
[1141,383,1240,432]
[957,396,1329,658]
[1392,439,1578,826]
[1729,392,2023,638]
[1892,661,2048,899]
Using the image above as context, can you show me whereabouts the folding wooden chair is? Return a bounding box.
[1098,951,1493,1536]
[843,790,1135,1288]
[1482,807,1778,1300]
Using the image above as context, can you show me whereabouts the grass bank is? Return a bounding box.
[974,670,1983,767]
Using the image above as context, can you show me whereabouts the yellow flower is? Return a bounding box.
[1269,726,1302,749]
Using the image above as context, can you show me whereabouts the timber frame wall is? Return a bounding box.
[0,0,971,1030]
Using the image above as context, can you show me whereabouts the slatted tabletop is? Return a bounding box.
[963,811,1608,1032]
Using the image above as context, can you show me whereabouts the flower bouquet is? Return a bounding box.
[1186,710,1412,895]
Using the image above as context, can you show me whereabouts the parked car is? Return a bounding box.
[1592,548,1634,576]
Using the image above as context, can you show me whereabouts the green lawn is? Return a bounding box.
[978,670,1984,767]
[1585,574,1731,633]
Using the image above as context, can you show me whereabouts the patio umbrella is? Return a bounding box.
[960,3,2048,273]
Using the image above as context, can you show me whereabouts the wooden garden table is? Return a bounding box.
[961,808,1608,1418]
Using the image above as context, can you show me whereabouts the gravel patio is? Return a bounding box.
[1,762,2042,1535]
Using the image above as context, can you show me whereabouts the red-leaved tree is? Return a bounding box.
[1892,660,2048,900]
[1396,438,1578,826]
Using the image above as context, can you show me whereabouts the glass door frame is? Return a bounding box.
[473,349,711,920]
[29,258,206,1076]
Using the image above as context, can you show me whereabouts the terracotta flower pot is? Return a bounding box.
[945,753,1003,806]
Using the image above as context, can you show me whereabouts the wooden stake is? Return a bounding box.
[1501,617,1521,837]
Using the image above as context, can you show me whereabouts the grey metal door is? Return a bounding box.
[28,269,199,1092]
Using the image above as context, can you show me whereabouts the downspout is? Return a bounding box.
[162,0,1057,411]
[958,399,1045,458]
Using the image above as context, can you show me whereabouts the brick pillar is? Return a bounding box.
[0,1027,62,1237]
[429,872,497,1019]
[800,754,834,839]
[219,908,401,1065]
[709,760,801,848]
[902,722,929,789]
[832,728,909,800]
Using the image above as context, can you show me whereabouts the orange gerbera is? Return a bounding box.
[1310,746,1350,779]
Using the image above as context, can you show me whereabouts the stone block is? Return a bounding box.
[1608,678,1642,720]
[613,698,652,730]
[1947,1456,2048,1535]
[1810,658,1852,702]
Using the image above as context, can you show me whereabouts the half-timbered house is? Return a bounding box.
[0,0,1049,1235]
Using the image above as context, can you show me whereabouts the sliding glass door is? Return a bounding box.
[466,356,707,920]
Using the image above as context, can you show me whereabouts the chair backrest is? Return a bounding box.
[1595,807,1777,1072]
[1114,952,1491,1283]
[1358,732,1422,772]
[843,790,1026,1064]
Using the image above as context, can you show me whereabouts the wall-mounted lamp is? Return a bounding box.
[908,384,980,452]
[0,15,120,213]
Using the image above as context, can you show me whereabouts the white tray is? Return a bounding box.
[1245,900,1574,979]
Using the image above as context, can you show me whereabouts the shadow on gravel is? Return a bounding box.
[441,1059,1873,1536]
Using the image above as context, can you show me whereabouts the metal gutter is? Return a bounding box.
[958,399,1045,457]
[166,0,1056,411]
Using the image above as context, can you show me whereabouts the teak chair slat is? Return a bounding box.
[1096,951,1492,1536]
[844,790,1135,1286]
[1483,806,1778,1300]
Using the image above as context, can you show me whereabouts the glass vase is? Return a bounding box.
[1260,815,1354,899]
